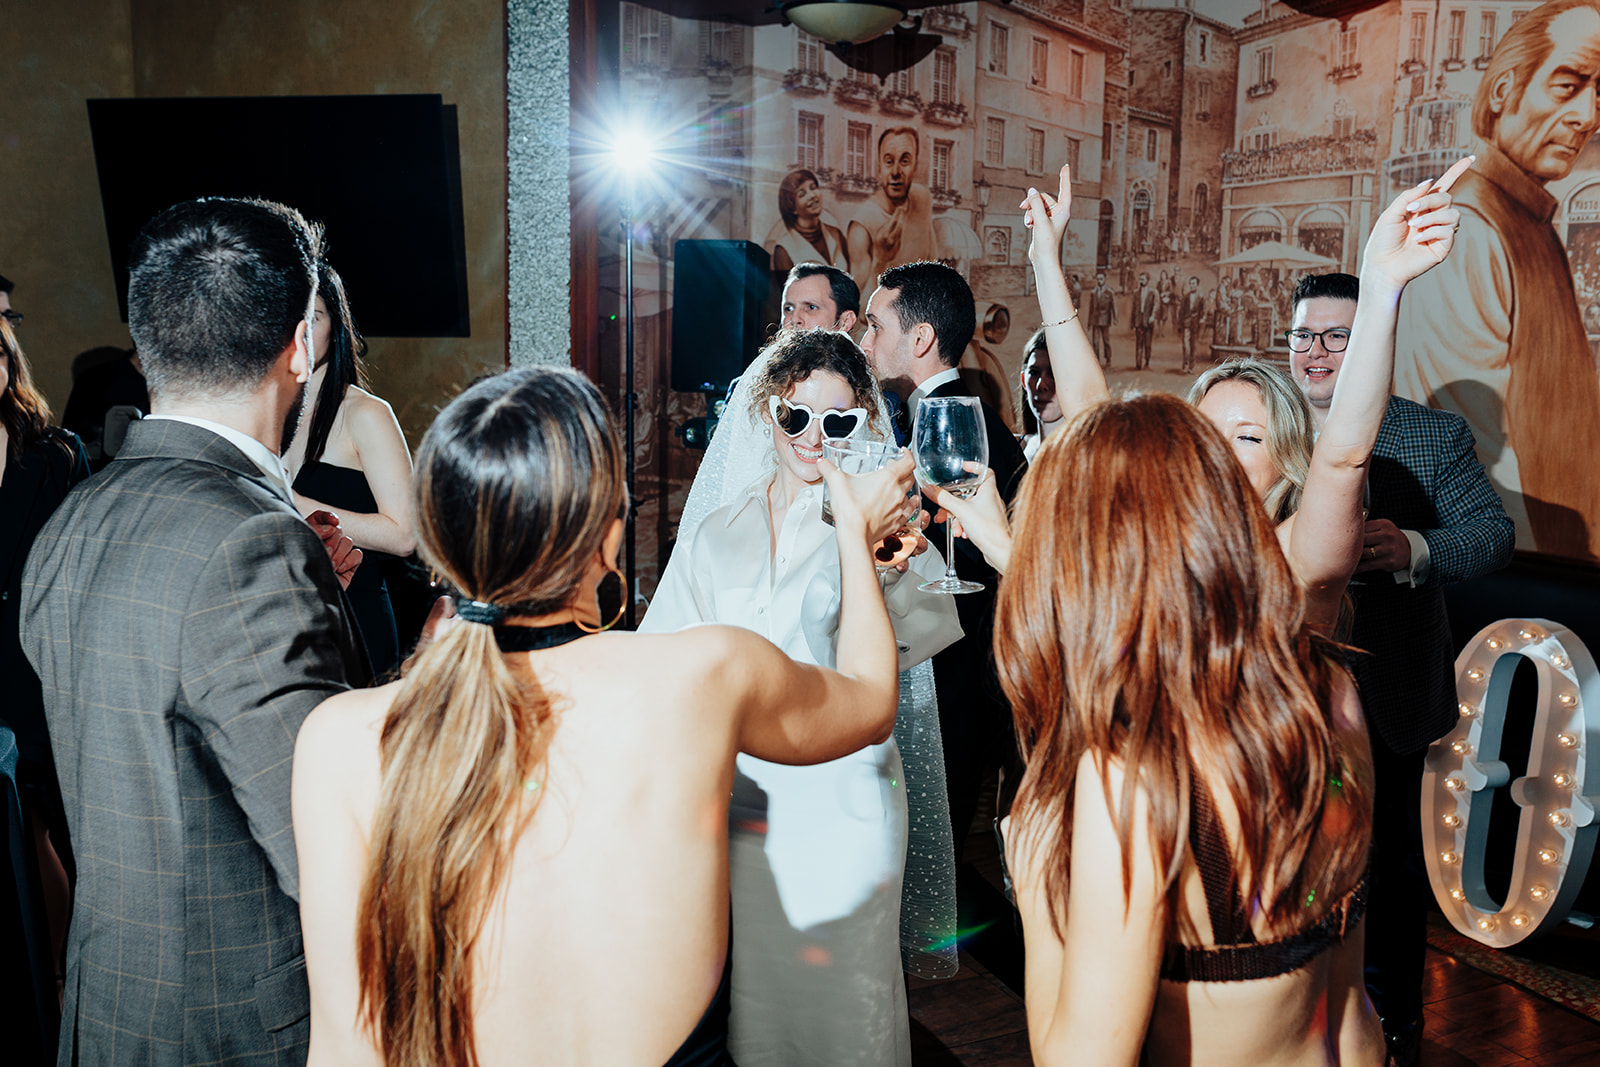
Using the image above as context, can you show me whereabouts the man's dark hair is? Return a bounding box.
[127,198,322,398]
[0,273,13,294]
[877,125,920,157]
[786,262,860,317]
[1290,272,1359,312]
[878,260,975,367]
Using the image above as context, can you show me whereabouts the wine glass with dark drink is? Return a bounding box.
[912,396,988,594]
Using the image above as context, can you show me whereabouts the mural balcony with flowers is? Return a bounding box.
[1221,130,1377,184]
[832,172,878,197]
[834,78,879,108]
[924,7,972,38]
[924,99,968,126]
[880,89,924,116]
[782,68,831,95]
[931,185,963,210]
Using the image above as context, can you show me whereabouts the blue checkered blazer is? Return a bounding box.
[1349,397,1514,754]
[20,420,366,1066]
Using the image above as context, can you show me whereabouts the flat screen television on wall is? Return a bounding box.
[86,94,470,338]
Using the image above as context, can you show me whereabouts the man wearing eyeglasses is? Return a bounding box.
[1290,272,1512,1067]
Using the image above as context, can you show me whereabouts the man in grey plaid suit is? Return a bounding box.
[1290,273,1513,1066]
[21,198,368,1066]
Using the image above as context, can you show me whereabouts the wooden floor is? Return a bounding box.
[907,944,1600,1064]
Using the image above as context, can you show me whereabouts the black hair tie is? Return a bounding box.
[455,599,507,626]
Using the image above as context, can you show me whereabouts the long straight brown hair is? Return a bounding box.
[356,368,626,1066]
[996,393,1371,942]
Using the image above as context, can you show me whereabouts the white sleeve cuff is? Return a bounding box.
[1396,529,1431,587]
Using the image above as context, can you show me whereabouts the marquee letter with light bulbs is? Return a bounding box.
[1423,619,1600,946]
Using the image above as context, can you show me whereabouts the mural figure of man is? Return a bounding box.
[1085,271,1117,368]
[847,126,936,295]
[1132,271,1157,370]
[1179,275,1205,372]
[1396,0,1600,561]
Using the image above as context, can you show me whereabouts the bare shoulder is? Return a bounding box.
[296,682,394,774]
[341,388,402,430]
[604,623,764,684]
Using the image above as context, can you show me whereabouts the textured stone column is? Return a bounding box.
[507,0,571,366]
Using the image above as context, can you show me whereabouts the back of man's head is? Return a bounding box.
[128,198,321,400]
[0,273,13,294]
[1290,272,1359,313]
[788,262,860,317]
[878,260,975,366]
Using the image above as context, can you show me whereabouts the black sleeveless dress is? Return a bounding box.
[292,460,400,677]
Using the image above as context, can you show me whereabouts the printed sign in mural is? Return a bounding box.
[616,0,1600,580]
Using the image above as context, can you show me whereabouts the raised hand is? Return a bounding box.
[928,469,1012,575]
[1022,163,1074,264]
[1362,155,1471,293]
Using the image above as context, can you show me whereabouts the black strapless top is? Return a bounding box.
[293,460,399,676]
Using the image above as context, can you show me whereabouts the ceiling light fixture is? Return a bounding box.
[780,0,906,45]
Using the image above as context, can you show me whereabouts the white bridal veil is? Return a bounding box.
[669,342,960,980]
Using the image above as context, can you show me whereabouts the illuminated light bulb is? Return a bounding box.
[1442,813,1463,828]
[1440,850,1460,865]
[1519,628,1542,641]
[1549,811,1570,827]
[1447,776,1467,792]
[1451,739,1473,755]
[1552,772,1573,790]
[1559,733,1579,749]
[1553,655,1571,670]
[1559,692,1579,708]
[1538,848,1561,865]
[1511,913,1531,929]
[1530,884,1551,901]
[1450,887,1466,901]
[1458,702,1478,719]
[1477,916,1498,932]
[1466,668,1486,683]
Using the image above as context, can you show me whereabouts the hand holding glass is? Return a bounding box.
[912,396,989,594]
[822,438,919,574]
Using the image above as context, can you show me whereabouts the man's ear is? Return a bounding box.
[912,322,938,361]
[287,318,311,384]
[1487,71,1514,118]
[836,310,859,334]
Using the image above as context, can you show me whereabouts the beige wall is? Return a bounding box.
[1,0,507,449]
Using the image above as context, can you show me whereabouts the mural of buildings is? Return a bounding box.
[971,0,1130,291]
[1225,0,1398,274]
[1130,2,1239,259]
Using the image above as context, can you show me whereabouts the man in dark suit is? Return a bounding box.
[861,260,1028,855]
[1291,273,1513,1067]
[1085,270,1117,368]
[21,198,368,1067]
[1178,275,1206,373]
[1131,271,1157,370]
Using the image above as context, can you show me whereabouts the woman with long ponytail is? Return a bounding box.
[293,367,912,1066]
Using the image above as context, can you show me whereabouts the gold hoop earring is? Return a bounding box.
[576,567,627,634]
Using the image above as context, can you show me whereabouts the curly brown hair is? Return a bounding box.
[744,328,883,436]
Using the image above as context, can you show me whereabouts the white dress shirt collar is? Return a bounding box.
[909,366,964,417]
[144,414,294,500]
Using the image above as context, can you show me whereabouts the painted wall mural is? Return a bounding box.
[613,0,1600,589]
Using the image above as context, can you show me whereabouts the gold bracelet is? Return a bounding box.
[1043,309,1079,328]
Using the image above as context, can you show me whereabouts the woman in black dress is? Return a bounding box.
[1,317,89,971]
[285,264,415,676]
